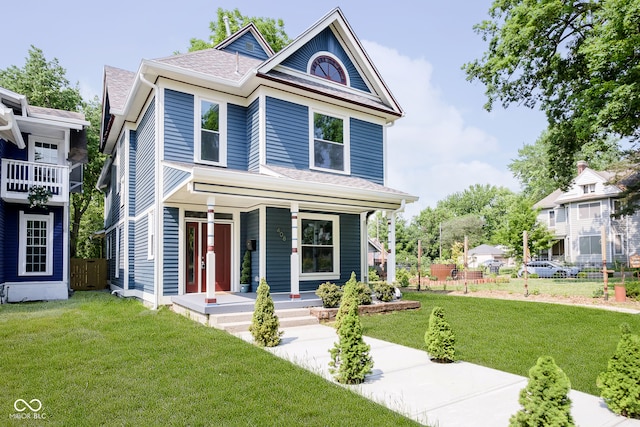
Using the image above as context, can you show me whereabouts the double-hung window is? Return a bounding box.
[196,98,227,166]
[578,202,600,220]
[579,235,602,255]
[19,212,54,276]
[310,111,349,173]
[299,214,340,279]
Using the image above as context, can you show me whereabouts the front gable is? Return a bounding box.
[216,23,274,61]
[280,27,369,92]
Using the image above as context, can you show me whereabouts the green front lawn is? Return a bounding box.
[361,291,640,396]
[0,292,418,426]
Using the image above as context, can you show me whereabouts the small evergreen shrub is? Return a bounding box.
[354,281,373,305]
[329,302,373,384]
[424,306,455,363]
[335,272,359,330]
[597,323,640,418]
[315,282,342,308]
[626,282,640,301]
[395,268,411,287]
[510,356,574,426]
[249,278,282,347]
[592,287,604,298]
[368,267,380,281]
[240,250,252,284]
[373,282,394,302]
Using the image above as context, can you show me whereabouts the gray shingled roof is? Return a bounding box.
[262,70,397,115]
[104,65,136,112]
[28,105,85,121]
[264,164,412,196]
[153,48,263,82]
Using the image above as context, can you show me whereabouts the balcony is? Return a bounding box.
[1,159,69,205]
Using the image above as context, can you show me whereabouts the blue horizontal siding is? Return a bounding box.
[246,210,260,288]
[222,32,270,60]
[164,89,194,163]
[265,97,308,169]
[265,207,290,293]
[163,207,179,296]
[133,217,154,293]
[350,118,384,185]
[135,98,156,215]
[281,27,369,92]
[129,130,137,217]
[163,166,190,197]
[228,103,248,170]
[247,99,260,171]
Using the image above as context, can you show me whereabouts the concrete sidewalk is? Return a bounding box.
[235,324,640,426]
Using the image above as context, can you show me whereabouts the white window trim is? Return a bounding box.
[147,210,155,260]
[307,51,351,87]
[548,210,555,227]
[115,226,120,279]
[28,135,64,165]
[614,234,624,255]
[309,109,350,174]
[194,96,227,167]
[298,213,340,281]
[579,235,602,255]
[18,211,54,276]
[578,201,601,220]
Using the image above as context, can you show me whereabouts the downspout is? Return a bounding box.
[138,73,161,310]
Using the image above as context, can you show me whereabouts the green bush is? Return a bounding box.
[368,267,380,281]
[240,250,252,285]
[501,267,516,275]
[424,306,455,363]
[510,356,574,426]
[496,276,510,284]
[249,278,282,347]
[626,282,640,301]
[373,282,395,302]
[592,287,605,298]
[355,281,373,305]
[329,302,373,384]
[529,273,539,279]
[597,324,640,418]
[395,268,411,287]
[315,282,342,308]
[577,272,588,279]
[335,272,359,330]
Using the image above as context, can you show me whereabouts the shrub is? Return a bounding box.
[577,271,588,279]
[529,273,539,279]
[240,250,252,285]
[315,282,342,308]
[424,306,455,363]
[373,282,394,302]
[496,276,510,284]
[329,302,373,384]
[597,323,640,418]
[249,278,282,347]
[354,281,373,305]
[626,282,640,301]
[510,356,574,426]
[335,272,359,330]
[592,287,605,298]
[395,268,411,287]
[368,267,380,281]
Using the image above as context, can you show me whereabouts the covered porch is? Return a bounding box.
[171,291,322,315]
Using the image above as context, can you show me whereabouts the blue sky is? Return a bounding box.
[1,1,548,219]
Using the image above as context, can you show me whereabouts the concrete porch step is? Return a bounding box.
[210,308,319,333]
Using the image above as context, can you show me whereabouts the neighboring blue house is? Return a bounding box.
[0,86,89,302]
[98,8,417,307]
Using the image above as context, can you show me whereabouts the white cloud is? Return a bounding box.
[362,40,518,220]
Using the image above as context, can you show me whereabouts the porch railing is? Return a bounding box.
[1,159,69,204]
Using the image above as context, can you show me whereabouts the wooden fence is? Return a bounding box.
[70,258,108,291]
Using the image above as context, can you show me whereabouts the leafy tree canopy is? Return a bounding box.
[464,0,640,199]
[189,7,290,53]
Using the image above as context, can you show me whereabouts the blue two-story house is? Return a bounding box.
[98,8,417,308]
[1,86,88,302]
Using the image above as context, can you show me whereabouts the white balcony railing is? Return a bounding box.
[1,159,69,204]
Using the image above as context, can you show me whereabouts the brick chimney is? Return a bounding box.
[577,160,588,175]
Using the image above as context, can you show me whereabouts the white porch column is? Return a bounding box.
[290,202,300,299]
[387,211,396,284]
[205,197,216,304]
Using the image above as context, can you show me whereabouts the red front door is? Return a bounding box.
[185,221,231,293]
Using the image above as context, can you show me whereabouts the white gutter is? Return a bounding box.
[138,73,161,311]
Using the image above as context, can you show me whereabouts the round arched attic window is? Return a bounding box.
[310,55,347,85]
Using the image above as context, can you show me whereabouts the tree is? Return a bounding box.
[424,306,455,363]
[597,323,640,418]
[0,46,105,258]
[249,278,282,347]
[188,7,290,53]
[329,300,373,384]
[492,194,554,261]
[510,356,574,426]
[510,130,623,201]
[464,0,640,206]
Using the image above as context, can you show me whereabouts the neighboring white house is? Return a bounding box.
[468,244,507,268]
[534,161,640,266]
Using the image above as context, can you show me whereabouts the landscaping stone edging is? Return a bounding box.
[310,300,421,320]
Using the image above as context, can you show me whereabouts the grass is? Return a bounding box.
[415,276,639,299]
[360,291,640,396]
[0,291,418,426]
